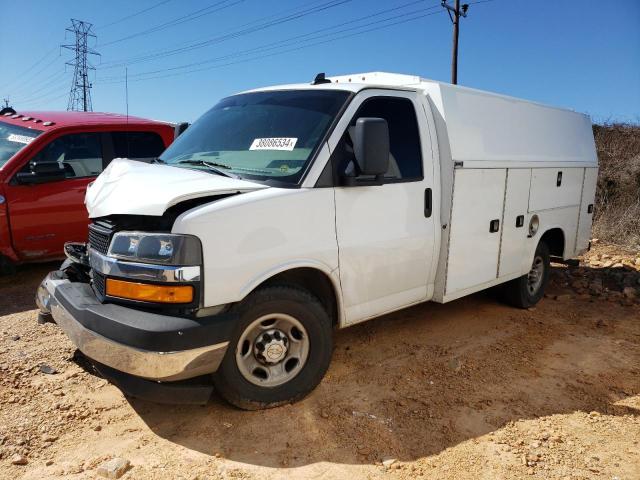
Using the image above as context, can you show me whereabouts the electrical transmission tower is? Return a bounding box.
[62,19,100,112]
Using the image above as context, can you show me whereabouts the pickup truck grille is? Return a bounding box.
[88,222,113,255]
[93,271,106,298]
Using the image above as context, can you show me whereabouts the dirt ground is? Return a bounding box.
[1,242,639,480]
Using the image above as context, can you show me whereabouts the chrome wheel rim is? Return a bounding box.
[527,255,545,295]
[235,313,309,387]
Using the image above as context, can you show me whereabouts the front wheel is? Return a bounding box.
[213,285,333,410]
[501,241,551,308]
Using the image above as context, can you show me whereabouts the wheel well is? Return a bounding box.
[540,228,565,257]
[261,268,339,326]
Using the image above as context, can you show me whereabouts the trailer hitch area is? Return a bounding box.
[64,242,90,267]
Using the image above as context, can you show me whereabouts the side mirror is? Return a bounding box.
[353,117,389,178]
[15,162,66,184]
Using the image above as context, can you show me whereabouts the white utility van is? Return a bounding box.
[37,72,598,409]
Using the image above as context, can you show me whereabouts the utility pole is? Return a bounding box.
[441,1,469,85]
[62,19,100,112]
[2,98,9,109]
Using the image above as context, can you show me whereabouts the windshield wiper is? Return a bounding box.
[175,159,238,178]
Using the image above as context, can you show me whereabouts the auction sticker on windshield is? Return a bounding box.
[7,133,36,145]
[250,137,298,151]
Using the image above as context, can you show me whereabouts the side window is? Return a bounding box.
[112,131,165,162]
[333,96,423,182]
[29,132,103,178]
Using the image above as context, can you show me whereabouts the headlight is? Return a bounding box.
[108,232,202,265]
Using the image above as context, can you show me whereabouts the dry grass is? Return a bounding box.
[592,123,640,249]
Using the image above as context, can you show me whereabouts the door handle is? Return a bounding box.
[424,188,432,218]
[489,219,500,233]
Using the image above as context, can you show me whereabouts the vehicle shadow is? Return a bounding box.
[0,261,58,316]
[125,265,640,468]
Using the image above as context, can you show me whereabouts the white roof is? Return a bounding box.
[248,71,582,113]
[247,72,597,166]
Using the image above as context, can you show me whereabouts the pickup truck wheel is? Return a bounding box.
[502,241,551,309]
[213,285,333,410]
[0,255,16,276]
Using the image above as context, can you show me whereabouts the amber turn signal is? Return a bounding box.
[106,278,194,304]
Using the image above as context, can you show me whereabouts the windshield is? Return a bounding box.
[159,89,351,185]
[0,121,43,168]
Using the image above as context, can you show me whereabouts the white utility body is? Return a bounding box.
[47,72,598,409]
[160,71,596,325]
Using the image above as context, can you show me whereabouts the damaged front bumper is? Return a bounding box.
[36,272,234,383]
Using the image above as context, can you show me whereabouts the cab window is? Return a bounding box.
[28,132,104,178]
[332,96,423,183]
[112,131,165,161]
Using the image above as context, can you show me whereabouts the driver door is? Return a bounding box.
[330,90,436,325]
[5,131,107,260]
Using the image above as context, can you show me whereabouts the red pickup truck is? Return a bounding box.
[0,109,178,273]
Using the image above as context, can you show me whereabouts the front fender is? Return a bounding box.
[172,187,340,311]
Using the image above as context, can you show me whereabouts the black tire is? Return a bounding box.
[213,285,333,410]
[501,241,551,309]
[0,255,16,276]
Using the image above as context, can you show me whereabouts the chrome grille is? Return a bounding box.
[88,223,112,255]
[93,271,106,297]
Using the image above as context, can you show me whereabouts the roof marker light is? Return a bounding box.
[11,114,21,119]
[43,121,55,126]
[22,116,32,121]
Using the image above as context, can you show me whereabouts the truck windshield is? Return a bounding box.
[159,90,350,185]
[0,121,43,168]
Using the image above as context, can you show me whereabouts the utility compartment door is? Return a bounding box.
[446,168,506,294]
[498,169,532,277]
[575,167,598,252]
[529,168,583,211]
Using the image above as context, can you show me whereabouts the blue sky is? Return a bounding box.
[0,0,638,123]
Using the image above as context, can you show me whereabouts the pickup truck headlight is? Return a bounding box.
[108,232,202,265]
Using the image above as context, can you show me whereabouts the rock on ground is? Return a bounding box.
[97,457,130,479]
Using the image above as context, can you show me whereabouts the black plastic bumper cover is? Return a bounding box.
[92,361,214,405]
[54,279,237,352]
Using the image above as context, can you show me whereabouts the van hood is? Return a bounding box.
[86,158,268,218]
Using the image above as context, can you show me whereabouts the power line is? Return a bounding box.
[98,0,245,47]
[97,0,174,30]
[62,19,100,111]
[18,89,70,108]
[12,77,71,105]
[0,47,58,91]
[97,8,447,85]
[98,1,439,82]
[96,0,355,69]
[96,0,495,86]
[11,70,70,102]
[97,0,348,68]
[5,53,63,98]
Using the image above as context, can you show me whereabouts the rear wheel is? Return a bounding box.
[502,242,550,308]
[213,285,333,410]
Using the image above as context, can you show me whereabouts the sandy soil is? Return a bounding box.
[1,243,639,479]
